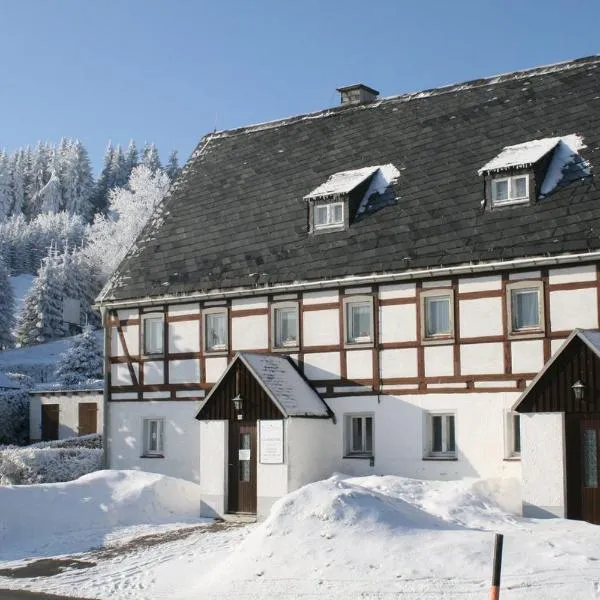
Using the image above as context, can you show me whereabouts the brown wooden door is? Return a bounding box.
[41,404,59,441]
[228,421,257,514]
[580,418,600,524]
[78,403,98,436]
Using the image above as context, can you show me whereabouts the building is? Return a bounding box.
[97,56,600,522]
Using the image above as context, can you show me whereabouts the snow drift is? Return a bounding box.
[0,470,202,560]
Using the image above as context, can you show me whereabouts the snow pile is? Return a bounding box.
[0,444,102,485]
[0,470,203,560]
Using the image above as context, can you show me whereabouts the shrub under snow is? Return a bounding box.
[0,388,29,445]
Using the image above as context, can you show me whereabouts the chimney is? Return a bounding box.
[336,84,379,106]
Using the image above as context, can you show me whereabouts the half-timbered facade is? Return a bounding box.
[98,56,600,521]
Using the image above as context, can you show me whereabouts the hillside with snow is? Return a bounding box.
[0,472,598,599]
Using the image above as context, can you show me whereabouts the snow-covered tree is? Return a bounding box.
[125,140,138,178]
[58,139,94,219]
[92,142,115,214]
[0,388,29,445]
[85,165,170,278]
[31,171,62,214]
[0,261,15,349]
[0,151,12,222]
[165,150,180,181]
[55,326,103,385]
[141,143,161,173]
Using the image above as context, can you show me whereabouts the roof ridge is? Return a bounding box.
[208,55,600,140]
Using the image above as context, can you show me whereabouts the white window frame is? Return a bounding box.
[491,175,529,206]
[313,201,344,230]
[272,302,299,350]
[504,411,521,459]
[142,418,165,457]
[203,307,228,354]
[425,412,456,459]
[420,289,454,343]
[506,280,544,336]
[141,313,164,356]
[343,296,374,345]
[344,413,374,457]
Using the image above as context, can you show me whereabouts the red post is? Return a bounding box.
[490,533,504,600]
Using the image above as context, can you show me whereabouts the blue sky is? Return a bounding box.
[0,0,598,172]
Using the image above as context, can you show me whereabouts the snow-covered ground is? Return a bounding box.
[0,472,599,599]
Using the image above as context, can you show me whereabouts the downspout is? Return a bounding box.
[101,306,110,469]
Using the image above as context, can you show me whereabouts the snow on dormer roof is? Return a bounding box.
[478,137,562,174]
[304,166,380,199]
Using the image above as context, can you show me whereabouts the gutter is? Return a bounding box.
[96,250,600,310]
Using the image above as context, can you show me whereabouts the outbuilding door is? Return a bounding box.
[41,404,59,441]
[78,403,98,435]
[228,421,257,514]
[579,417,600,524]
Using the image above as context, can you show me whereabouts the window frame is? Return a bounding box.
[271,302,300,351]
[141,313,164,357]
[506,280,545,337]
[312,201,345,231]
[491,174,529,206]
[420,288,455,344]
[504,411,521,459]
[203,307,229,354]
[344,413,374,458]
[343,296,374,346]
[424,412,457,459]
[142,417,165,457]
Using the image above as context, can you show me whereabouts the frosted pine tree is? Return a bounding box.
[0,151,12,222]
[55,326,103,385]
[32,171,62,214]
[110,145,129,189]
[9,149,28,217]
[125,140,138,179]
[166,150,180,181]
[26,142,52,216]
[59,140,94,219]
[92,143,116,214]
[141,143,161,173]
[0,261,15,349]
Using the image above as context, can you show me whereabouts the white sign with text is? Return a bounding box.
[260,420,284,464]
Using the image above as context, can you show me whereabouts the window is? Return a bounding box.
[345,414,373,456]
[427,413,456,458]
[507,282,543,334]
[344,297,373,344]
[313,202,344,230]
[204,309,228,352]
[491,175,529,205]
[273,304,299,348]
[421,290,454,341]
[142,314,164,355]
[506,412,521,457]
[143,418,164,456]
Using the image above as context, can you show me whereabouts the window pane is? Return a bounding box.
[513,414,521,454]
[206,313,227,350]
[144,318,163,354]
[511,176,527,199]
[446,415,456,453]
[583,428,598,488]
[352,417,363,452]
[512,289,539,330]
[240,460,251,482]
[275,307,297,346]
[314,205,328,226]
[349,303,372,341]
[432,416,442,453]
[493,180,509,202]
[365,417,373,453]
[332,203,343,223]
[425,296,450,336]
[149,420,158,451]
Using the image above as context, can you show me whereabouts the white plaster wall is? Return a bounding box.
[143,361,164,385]
[302,309,339,346]
[302,352,340,380]
[111,363,139,386]
[170,359,201,384]
[111,324,139,357]
[302,290,339,305]
[509,271,540,280]
[29,392,103,441]
[346,349,373,380]
[117,308,138,321]
[511,340,544,374]
[379,283,416,299]
[458,275,502,293]
[549,264,596,284]
[231,297,268,310]
[169,321,200,353]
[459,298,503,338]
[205,356,228,383]
[168,303,200,316]
[380,348,418,378]
[199,420,227,517]
[424,345,454,377]
[380,304,417,343]
[550,288,598,331]
[461,343,504,375]
[521,413,566,518]
[231,314,269,350]
[108,400,201,483]
[551,337,568,356]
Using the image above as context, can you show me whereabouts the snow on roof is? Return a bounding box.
[539,134,590,196]
[304,166,380,199]
[478,137,561,174]
[30,379,104,394]
[240,353,330,418]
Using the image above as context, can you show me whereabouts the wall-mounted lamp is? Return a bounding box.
[232,394,243,419]
[572,380,585,401]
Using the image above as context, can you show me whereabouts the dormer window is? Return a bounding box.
[314,202,344,230]
[491,175,529,206]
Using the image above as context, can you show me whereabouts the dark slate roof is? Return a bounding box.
[101,56,600,304]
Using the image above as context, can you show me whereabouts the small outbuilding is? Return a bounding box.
[514,329,600,524]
